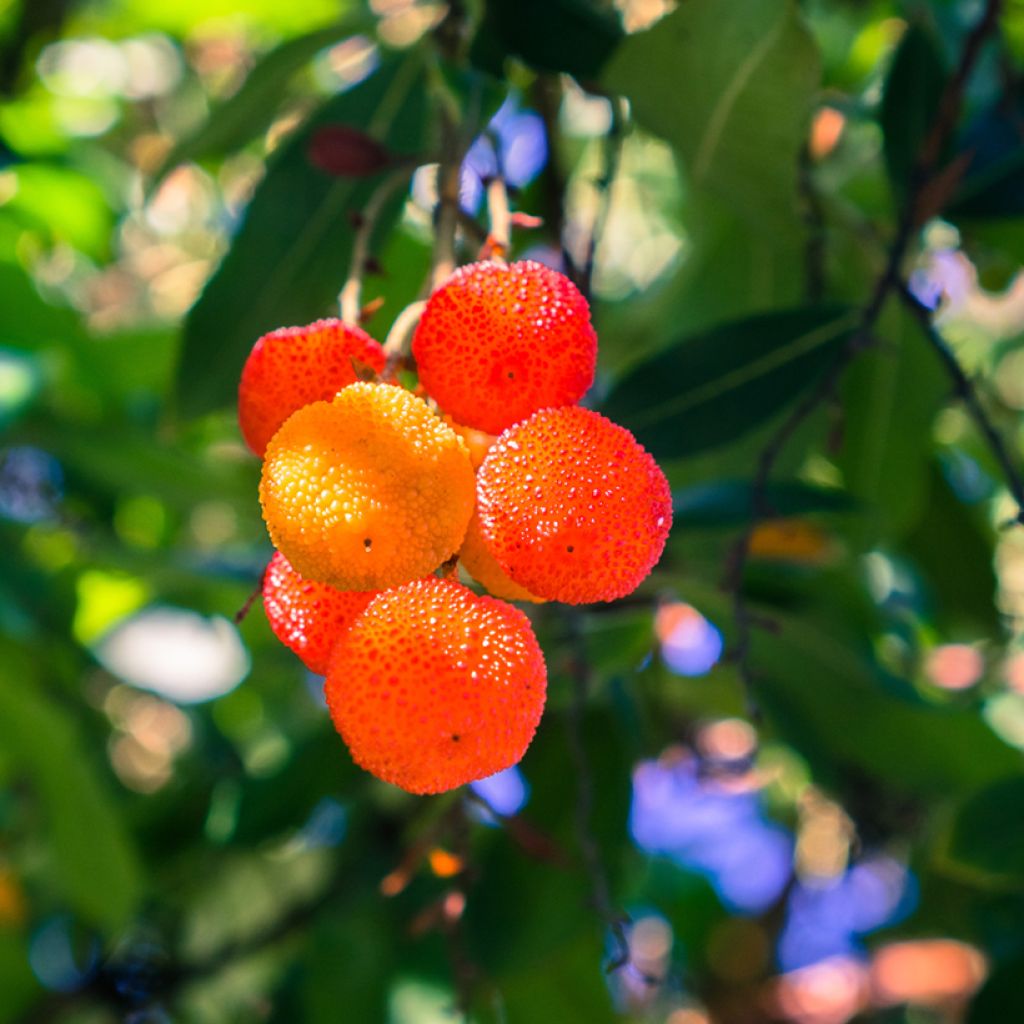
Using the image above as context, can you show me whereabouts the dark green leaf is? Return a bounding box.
[470,0,622,78]
[879,23,949,199]
[601,306,858,459]
[498,935,619,1023]
[0,935,37,1024]
[944,777,1024,889]
[837,301,948,541]
[155,17,371,182]
[0,641,144,933]
[949,96,1024,219]
[902,466,1000,633]
[604,0,820,234]
[968,957,1024,1022]
[178,55,428,417]
[674,479,855,529]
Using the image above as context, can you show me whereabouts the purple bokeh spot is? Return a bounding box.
[661,614,724,677]
[470,764,529,821]
[458,94,549,213]
[630,756,793,914]
[0,445,63,523]
[777,857,917,971]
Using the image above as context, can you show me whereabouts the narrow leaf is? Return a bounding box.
[155,17,371,182]
[879,23,949,200]
[604,0,819,234]
[177,55,427,417]
[944,776,1024,889]
[0,642,144,933]
[601,306,858,459]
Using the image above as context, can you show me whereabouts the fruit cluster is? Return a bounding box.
[239,260,672,794]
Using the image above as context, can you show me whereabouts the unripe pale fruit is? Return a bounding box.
[325,578,547,794]
[476,406,672,604]
[412,260,597,434]
[238,319,386,457]
[260,383,475,591]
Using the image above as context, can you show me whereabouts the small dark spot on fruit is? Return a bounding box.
[363,538,372,551]
[507,371,515,380]
[451,734,460,742]
[566,545,574,553]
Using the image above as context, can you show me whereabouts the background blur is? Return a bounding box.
[2,0,1024,1021]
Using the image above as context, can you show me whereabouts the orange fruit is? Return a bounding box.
[476,406,672,603]
[458,509,544,604]
[325,578,546,794]
[238,319,385,457]
[262,551,375,674]
[412,260,597,434]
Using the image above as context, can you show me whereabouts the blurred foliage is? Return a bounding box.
[1,1,1024,1023]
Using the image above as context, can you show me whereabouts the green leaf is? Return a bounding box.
[680,577,1021,799]
[754,610,1020,798]
[836,300,948,541]
[498,935,619,1023]
[0,935,37,1024]
[154,17,371,183]
[879,23,949,200]
[470,0,622,78]
[968,957,1024,1022]
[0,641,144,933]
[674,479,855,529]
[604,0,820,234]
[948,95,1024,219]
[943,777,1024,889]
[177,55,428,417]
[601,306,858,459]
[902,465,1000,634]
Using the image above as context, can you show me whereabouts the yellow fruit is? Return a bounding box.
[260,382,475,590]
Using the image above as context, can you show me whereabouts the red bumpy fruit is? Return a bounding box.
[262,551,375,675]
[412,260,598,435]
[475,406,673,604]
[325,578,547,794]
[238,318,386,457]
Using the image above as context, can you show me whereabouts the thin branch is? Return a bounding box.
[381,298,427,380]
[432,110,463,289]
[484,177,511,262]
[798,141,827,303]
[897,281,1024,526]
[338,165,414,324]
[562,608,633,975]
[724,0,1005,706]
[579,95,628,301]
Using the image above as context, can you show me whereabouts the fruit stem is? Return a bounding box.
[484,177,510,262]
[339,165,415,324]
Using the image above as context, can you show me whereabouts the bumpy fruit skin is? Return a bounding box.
[412,260,597,434]
[262,551,375,674]
[238,319,386,457]
[476,406,673,604]
[459,510,544,604]
[325,578,547,794]
[260,383,475,591]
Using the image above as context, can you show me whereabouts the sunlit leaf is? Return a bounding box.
[0,641,144,933]
[605,0,820,233]
[178,55,428,417]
